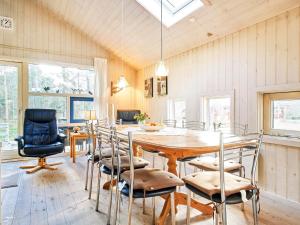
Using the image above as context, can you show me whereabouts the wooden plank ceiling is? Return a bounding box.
[38,0,300,69]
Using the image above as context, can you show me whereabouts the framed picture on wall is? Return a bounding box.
[157,76,168,96]
[144,77,153,98]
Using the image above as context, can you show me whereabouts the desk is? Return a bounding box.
[69,132,96,163]
[117,126,257,225]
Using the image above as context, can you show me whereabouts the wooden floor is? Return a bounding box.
[1,154,300,225]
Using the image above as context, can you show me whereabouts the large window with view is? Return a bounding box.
[28,64,95,124]
[263,92,300,136]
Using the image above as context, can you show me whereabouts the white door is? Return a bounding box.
[0,61,23,160]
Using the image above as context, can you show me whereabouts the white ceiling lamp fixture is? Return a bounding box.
[155,0,168,77]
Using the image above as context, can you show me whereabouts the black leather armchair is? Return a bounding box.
[15,109,66,173]
[116,110,141,124]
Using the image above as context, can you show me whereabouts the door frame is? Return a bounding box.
[0,60,24,160]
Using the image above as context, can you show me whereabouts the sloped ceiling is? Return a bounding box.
[39,0,300,69]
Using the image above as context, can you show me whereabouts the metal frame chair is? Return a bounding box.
[184,131,263,225]
[84,118,109,198]
[111,129,183,225]
[94,126,149,222]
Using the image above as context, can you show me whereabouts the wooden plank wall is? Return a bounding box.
[136,7,300,203]
[0,0,137,109]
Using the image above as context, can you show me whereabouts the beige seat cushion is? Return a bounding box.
[182,171,254,197]
[101,156,149,170]
[189,156,242,172]
[121,168,184,191]
[101,148,127,158]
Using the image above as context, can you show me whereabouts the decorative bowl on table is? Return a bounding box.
[139,122,165,132]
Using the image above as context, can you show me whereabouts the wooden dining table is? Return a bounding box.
[117,125,257,225]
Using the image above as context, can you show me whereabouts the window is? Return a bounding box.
[70,97,94,123]
[136,0,203,27]
[167,99,186,126]
[263,92,300,135]
[28,96,67,124]
[28,64,94,95]
[28,63,95,124]
[205,97,231,130]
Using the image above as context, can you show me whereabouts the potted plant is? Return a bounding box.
[43,86,50,92]
[134,112,150,125]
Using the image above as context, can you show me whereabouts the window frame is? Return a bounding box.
[263,91,300,136]
[200,91,235,131]
[70,97,94,123]
[26,62,95,125]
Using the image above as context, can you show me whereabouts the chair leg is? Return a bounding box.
[214,205,219,225]
[221,203,227,225]
[170,192,176,225]
[95,167,102,211]
[179,162,182,178]
[85,160,90,190]
[88,160,95,199]
[107,175,114,225]
[128,192,134,225]
[184,162,187,176]
[152,154,155,167]
[152,197,156,225]
[143,197,146,214]
[252,191,258,225]
[186,189,191,225]
[113,188,121,225]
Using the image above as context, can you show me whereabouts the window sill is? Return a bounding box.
[263,135,300,148]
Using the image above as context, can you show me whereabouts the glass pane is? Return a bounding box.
[28,96,67,124]
[0,65,18,148]
[208,97,231,128]
[272,99,300,131]
[28,64,95,95]
[72,99,94,121]
[174,100,186,127]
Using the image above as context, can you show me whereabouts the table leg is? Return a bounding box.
[157,154,213,225]
[70,137,73,158]
[73,138,76,163]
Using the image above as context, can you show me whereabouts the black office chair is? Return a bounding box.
[116,110,140,124]
[15,109,66,173]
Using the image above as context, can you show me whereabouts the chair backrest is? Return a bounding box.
[218,131,263,225]
[94,124,113,159]
[117,110,140,124]
[219,131,263,186]
[163,119,177,128]
[182,121,205,130]
[23,109,58,145]
[213,122,248,136]
[110,128,134,224]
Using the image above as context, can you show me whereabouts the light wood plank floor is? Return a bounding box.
[1,155,300,225]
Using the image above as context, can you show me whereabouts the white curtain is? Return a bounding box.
[94,58,109,119]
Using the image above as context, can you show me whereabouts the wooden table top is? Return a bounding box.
[117,126,257,157]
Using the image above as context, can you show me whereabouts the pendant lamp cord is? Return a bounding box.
[121,0,124,75]
[160,0,163,61]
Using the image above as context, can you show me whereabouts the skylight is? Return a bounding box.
[136,0,203,27]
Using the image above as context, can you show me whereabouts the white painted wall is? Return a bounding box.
[136,7,300,203]
[0,0,138,110]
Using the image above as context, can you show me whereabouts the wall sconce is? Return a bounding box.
[111,75,129,96]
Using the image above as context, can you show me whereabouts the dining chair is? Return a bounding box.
[94,126,150,222]
[189,123,250,177]
[85,119,127,199]
[111,129,184,225]
[183,131,263,225]
[160,120,206,177]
